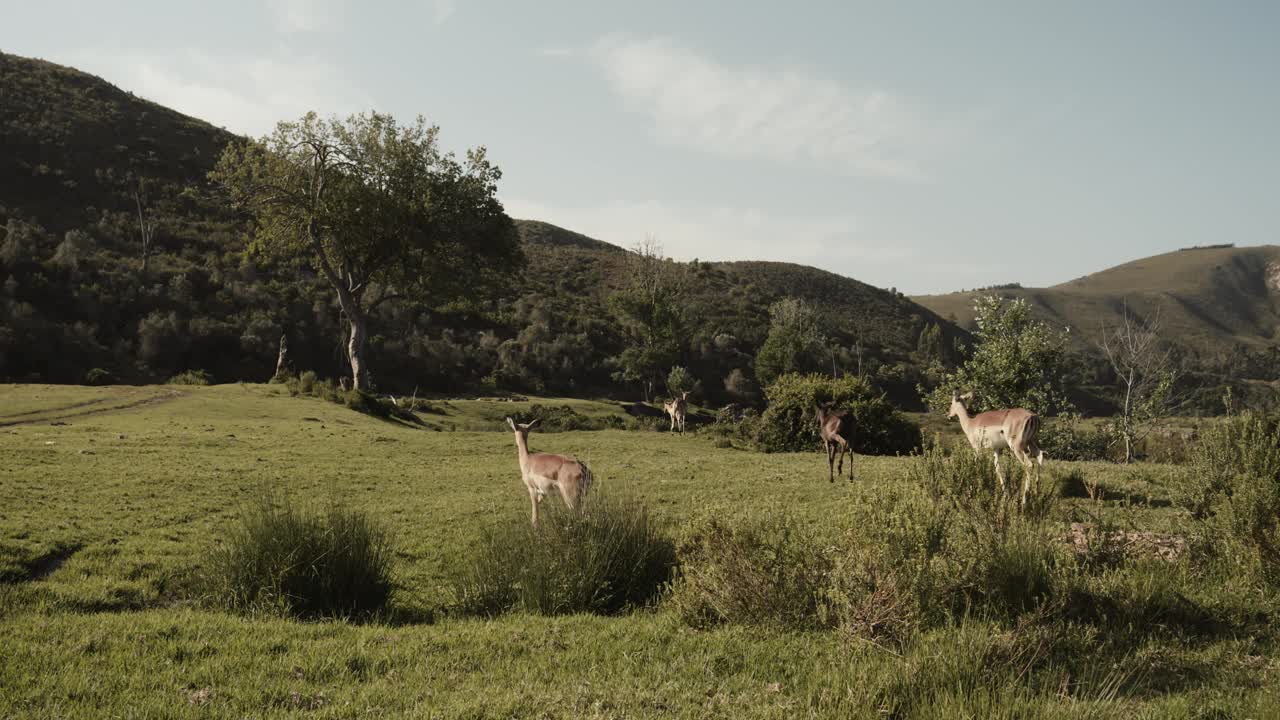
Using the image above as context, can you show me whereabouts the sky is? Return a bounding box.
[3,0,1278,294]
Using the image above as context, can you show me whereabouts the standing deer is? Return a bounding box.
[663,391,690,433]
[815,404,854,482]
[947,392,1045,507]
[505,417,593,527]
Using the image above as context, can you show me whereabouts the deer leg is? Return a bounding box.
[836,439,845,476]
[846,444,854,480]
[993,452,1006,493]
[558,481,580,512]
[529,487,540,527]
[827,441,836,482]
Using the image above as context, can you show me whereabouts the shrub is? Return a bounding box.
[452,495,675,616]
[207,492,396,618]
[666,366,696,397]
[510,404,591,432]
[298,370,318,394]
[1177,412,1280,586]
[668,512,832,630]
[1038,415,1115,462]
[84,367,114,385]
[167,369,213,385]
[756,373,921,455]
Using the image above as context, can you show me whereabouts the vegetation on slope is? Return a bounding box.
[0,51,966,408]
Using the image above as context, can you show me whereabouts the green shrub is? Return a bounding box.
[1038,414,1115,461]
[298,370,318,394]
[83,367,114,385]
[167,369,213,386]
[207,492,396,618]
[756,373,921,455]
[452,495,675,617]
[1177,412,1280,586]
[668,512,833,630]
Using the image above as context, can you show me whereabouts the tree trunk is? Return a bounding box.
[347,312,369,391]
[274,334,290,379]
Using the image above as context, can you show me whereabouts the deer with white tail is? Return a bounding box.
[947,392,1045,507]
[505,417,593,527]
[663,391,689,434]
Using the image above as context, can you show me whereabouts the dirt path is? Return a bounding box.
[0,388,185,427]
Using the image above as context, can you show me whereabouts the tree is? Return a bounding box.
[1099,302,1177,463]
[609,238,685,401]
[754,297,825,387]
[924,296,1072,415]
[211,111,522,391]
[132,177,157,275]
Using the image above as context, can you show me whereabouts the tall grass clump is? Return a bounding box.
[1176,411,1280,586]
[667,512,834,630]
[207,491,396,619]
[668,440,1066,643]
[452,494,675,616]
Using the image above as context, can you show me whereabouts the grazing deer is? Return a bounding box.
[947,392,1045,507]
[815,404,854,482]
[505,417,593,527]
[663,391,690,433]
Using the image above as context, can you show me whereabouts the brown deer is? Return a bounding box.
[505,417,593,526]
[815,404,854,482]
[662,391,689,433]
[947,392,1045,507]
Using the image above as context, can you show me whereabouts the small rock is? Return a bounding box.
[78,449,96,455]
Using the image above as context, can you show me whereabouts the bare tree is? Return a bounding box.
[1099,302,1178,463]
[133,178,156,274]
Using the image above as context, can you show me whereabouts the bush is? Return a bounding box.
[1177,412,1280,586]
[1038,415,1115,461]
[510,404,596,432]
[452,495,675,616]
[667,512,833,630]
[207,492,396,618]
[298,370,318,394]
[84,367,114,385]
[756,373,921,455]
[167,369,213,386]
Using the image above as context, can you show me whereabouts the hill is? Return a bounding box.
[914,245,1280,354]
[0,51,961,406]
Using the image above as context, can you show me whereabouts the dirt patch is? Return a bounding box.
[1066,522,1185,562]
[0,389,184,428]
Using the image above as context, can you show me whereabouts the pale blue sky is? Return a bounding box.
[4,1,1277,293]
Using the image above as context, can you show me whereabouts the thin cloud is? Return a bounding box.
[578,35,928,180]
[432,0,456,25]
[503,196,916,283]
[69,50,371,137]
[267,0,344,33]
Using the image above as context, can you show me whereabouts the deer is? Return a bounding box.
[815,404,854,482]
[947,392,1045,507]
[505,417,593,527]
[662,391,690,434]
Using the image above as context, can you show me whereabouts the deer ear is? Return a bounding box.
[526,419,541,429]
[961,392,974,402]
[505,417,516,430]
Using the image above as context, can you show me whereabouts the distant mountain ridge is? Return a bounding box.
[914,245,1280,355]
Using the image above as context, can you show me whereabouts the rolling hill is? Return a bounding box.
[0,51,963,405]
[914,245,1280,356]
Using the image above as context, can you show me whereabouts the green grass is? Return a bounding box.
[0,384,1276,717]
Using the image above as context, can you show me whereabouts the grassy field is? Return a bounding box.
[1,383,1276,718]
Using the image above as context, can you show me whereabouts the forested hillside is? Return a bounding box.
[0,52,963,406]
